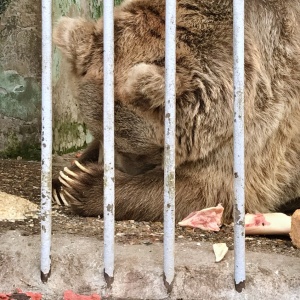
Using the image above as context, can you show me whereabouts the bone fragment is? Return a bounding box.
[245,213,291,235]
[213,243,228,262]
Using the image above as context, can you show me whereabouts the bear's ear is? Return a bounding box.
[53,17,95,74]
[123,63,165,110]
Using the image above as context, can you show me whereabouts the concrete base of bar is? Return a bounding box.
[0,230,299,299]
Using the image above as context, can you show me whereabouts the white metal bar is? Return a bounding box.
[233,0,246,292]
[40,0,52,283]
[163,0,176,292]
[103,0,115,288]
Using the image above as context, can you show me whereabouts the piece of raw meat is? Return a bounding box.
[178,204,224,231]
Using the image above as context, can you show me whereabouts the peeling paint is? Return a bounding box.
[106,204,114,213]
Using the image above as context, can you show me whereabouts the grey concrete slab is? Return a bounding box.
[0,230,299,299]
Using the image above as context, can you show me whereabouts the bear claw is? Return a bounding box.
[53,188,62,206]
[64,166,79,178]
[74,160,93,174]
[59,170,76,185]
[58,173,72,189]
[52,188,70,206]
[52,161,94,208]
[59,191,71,206]
[63,190,82,205]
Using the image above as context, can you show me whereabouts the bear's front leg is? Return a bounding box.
[53,161,206,222]
[53,161,164,219]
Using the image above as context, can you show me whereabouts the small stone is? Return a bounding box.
[228,245,234,251]
[142,241,152,245]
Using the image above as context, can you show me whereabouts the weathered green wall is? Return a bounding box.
[0,0,122,160]
[52,0,94,155]
[0,0,42,159]
[52,0,123,155]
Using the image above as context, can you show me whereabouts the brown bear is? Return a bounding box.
[52,0,300,223]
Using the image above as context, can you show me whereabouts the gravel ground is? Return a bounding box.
[0,157,299,258]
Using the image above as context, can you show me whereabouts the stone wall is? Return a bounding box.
[0,0,42,159]
[52,0,95,156]
[0,0,122,160]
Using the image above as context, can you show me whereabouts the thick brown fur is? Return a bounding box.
[52,0,300,223]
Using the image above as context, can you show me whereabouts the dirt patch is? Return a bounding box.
[0,157,299,258]
[0,191,39,221]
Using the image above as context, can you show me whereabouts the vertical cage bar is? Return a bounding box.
[163,0,176,292]
[40,0,52,283]
[233,0,246,292]
[103,0,115,288]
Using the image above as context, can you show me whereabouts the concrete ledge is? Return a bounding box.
[0,230,299,299]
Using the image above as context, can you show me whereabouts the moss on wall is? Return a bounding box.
[53,120,93,155]
[0,0,11,15]
[0,132,41,160]
[52,0,123,156]
[52,0,90,156]
[90,0,123,19]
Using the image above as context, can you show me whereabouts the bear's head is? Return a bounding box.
[53,0,234,169]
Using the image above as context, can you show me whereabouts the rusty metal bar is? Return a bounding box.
[103,0,115,288]
[163,0,176,292]
[40,0,52,283]
[233,0,246,292]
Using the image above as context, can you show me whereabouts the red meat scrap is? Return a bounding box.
[178,204,224,231]
[63,290,101,300]
[245,213,270,227]
[0,290,42,300]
